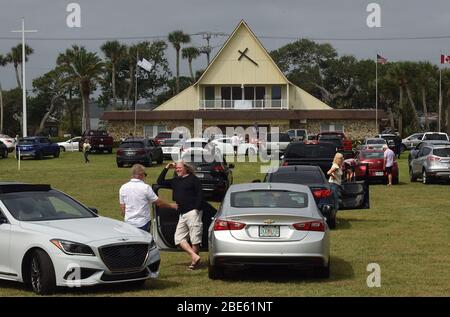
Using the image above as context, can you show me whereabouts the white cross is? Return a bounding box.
[11,18,37,137]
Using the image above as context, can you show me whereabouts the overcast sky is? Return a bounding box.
[1,0,449,90]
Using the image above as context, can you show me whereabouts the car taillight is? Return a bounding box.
[428,155,441,162]
[117,149,124,155]
[213,165,225,172]
[293,220,325,232]
[154,139,161,145]
[312,189,332,199]
[282,161,288,166]
[213,219,246,231]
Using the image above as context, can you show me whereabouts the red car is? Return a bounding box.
[345,149,399,184]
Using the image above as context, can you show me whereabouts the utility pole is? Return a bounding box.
[196,32,227,66]
[11,18,37,137]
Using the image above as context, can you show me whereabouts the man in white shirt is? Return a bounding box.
[231,133,240,156]
[383,144,396,186]
[119,164,177,231]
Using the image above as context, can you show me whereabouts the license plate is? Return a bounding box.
[375,172,384,176]
[99,144,104,148]
[259,225,280,237]
[126,151,135,156]
[196,173,204,178]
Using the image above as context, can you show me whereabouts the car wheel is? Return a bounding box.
[208,263,225,280]
[107,148,113,154]
[401,144,407,152]
[54,150,60,158]
[409,167,417,182]
[35,151,43,160]
[144,156,152,167]
[157,155,163,164]
[117,162,124,168]
[313,261,330,278]
[327,210,337,230]
[2,151,7,158]
[422,170,431,184]
[29,249,56,295]
[60,146,66,152]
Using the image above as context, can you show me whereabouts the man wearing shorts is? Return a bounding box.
[157,160,203,269]
[383,144,395,186]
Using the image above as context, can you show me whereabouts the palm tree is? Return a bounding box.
[416,62,438,131]
[57,45,104,132]
[6,44,34,89]
[0,54,7,133]
[182,47,200,82]
[100,41,127,108]
[168,31,190,94]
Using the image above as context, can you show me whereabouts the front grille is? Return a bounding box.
[99,243,149,273]
[101,268,149,282]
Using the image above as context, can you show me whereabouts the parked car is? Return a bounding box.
[0,141,8,158]
[346,149,399,184]
[160,138,184,160]
[359,138,387,151]
[317,132,353,158]
[79,130,113,154]
[408,140,450,165]
[116,138,163,167]
[402,133,424,151]
[0,183,160,295]
[421,132,449,142]
[286,129,307,141]
[57,136,81,152]
[0,134,16,153]
[180,138,217,155]
[16,137,60,160]
[374,134,397,152]
[260,132,292,156]
[178,151,234,202]
[409,145,450,184]
[210,137,258,156]
[207,183,331,279]
[154,131,177,145]
[305,134,318,142]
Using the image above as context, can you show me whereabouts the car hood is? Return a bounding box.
[19,216,151,244]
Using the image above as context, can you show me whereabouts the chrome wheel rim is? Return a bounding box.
[31,257,42,293]
[422,171,427,184]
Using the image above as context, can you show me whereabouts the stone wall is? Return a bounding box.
[105,118,376,141]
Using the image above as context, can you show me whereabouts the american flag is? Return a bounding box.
[440,54,450,64]
[377,54,387,65]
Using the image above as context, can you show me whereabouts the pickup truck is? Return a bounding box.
[317,131,354,159]
[79,130,114,153]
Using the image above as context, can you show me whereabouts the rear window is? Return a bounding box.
[156,132,172,138]
[367,139,385,144]
[285,143,336,158]
[87,131,108,136]
[19,139,37,145]
[360,151,384,159]
[424,133,448,141]
[267,133,291,142]
[161,139,182,146]
[119,142,144,148]
[230,190,308,209]
[433,148,450,157]
[269,170,324,185]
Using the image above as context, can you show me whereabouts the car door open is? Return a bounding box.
[151,184,217,250]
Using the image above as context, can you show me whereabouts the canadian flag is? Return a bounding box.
[440,54,450,64]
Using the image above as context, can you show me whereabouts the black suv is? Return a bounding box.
[181,151,234,202]
[116,138,163,167]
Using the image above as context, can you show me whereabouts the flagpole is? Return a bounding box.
[438,64,442,132]
[134,50,138,136]
[375,54,378,133]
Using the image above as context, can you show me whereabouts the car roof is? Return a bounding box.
[422,140,450,145]
[185,138,209,142]
[228,182,310,193]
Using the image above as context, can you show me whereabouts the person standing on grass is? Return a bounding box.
[231,133,240,156]
[119,164,177,232]
[157,160,203,270]
[82,139,91,163]
[394,132,402,159]
[327,152,344,211]
[383,144,395,186]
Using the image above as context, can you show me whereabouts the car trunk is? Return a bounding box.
[225,210,315,242]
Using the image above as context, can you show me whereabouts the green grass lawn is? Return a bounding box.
[0,151,449,296]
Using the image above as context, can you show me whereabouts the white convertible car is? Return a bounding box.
[0,183,160,295]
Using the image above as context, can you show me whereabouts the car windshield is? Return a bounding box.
[367,139,386,144]
[119,142,144,148]
[19,139,37,145]
[360,151,384,159]
[424,133,448,141]
[162,139,182,146]
[433,148,450,157]
[230,190,308,209]
[269,171,324,185]
[1,190,96,221]
[285,143,336,158]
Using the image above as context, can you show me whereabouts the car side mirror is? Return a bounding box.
[280,155,284,159]
[0,215,8,224]
[229,164,235,169]
[89,207,98,214]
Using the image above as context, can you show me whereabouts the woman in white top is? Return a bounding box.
[327,152,344,211]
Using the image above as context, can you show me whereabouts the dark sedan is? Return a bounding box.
[181,151,234,202]
[116,138,163,167]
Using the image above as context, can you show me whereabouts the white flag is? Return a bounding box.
[137,58,153,72]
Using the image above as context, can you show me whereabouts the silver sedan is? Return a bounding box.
[208,182,330,279]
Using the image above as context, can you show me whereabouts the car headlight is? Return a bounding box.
[50,239,95,256]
